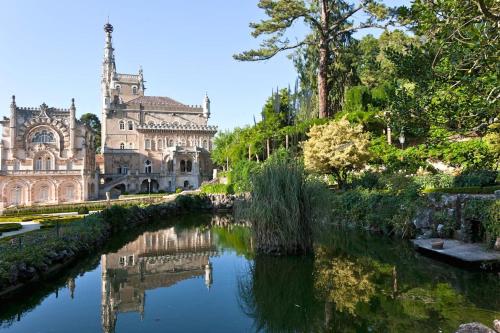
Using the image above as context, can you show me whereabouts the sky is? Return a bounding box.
[0,0,409,131]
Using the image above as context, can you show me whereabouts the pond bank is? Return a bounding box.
[0,194,222,299]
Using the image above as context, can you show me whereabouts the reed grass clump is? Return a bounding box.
[239,159,330,255]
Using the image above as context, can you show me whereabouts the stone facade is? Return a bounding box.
[98,23,217,197]
[0,97,98,208]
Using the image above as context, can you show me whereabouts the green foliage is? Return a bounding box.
[79,113,101,153]
[304,119,371,188]
[101,205,129,232]
[0,223,22,234]
[174,194,210,211]
[230,160,262,193]
[77,207,89,215]
[175,188,183,194]
[238,159,331,255]
[200,183,234,195]
[330,183,423,239]
[463,199,500,247]
[453,170,498,187]
[423,185,500,195]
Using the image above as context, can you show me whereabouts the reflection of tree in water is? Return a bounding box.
[238,255,322,332]
[314,247,374,316]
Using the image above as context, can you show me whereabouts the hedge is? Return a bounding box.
[423,185,500,195]
[0,223,22,234]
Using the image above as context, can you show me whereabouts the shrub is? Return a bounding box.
[453,170,498,187]
[200,183,235,195]
[175,188,183,194]
[414,173,454,189]
[78,206,90,215]
[101,205,129,231]
[330,185,423,238]
[158,190,166,194]
[174,194,210,211]
[423,185,500,195]
[0,223,22,234]
[463,199,500,247]
[230,160,261,193]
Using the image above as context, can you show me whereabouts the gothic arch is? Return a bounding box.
[57,179,82,202]
[31,179,57,204]
[2,179,30,206]
[19,118,69,149]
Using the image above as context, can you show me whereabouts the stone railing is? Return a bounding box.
[0,170,82,176]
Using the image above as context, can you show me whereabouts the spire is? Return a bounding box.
[203,92,211,118]
[102,21,116,86]
[10,95,16,108]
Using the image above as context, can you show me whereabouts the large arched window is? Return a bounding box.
[120,142,125,149]
[168,139,174,147]
[39,186,49,201]
[144,160,152,174]
[167,159,173,172]
[128,120,133,130]
[119,120,125,130]
[151,140,156,151]
[180,160,186,172]
[186,160,193,172]
[202,140,208,149]
[158,139,163,149]
[32,130,55,143]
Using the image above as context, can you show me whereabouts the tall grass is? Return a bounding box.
[238,159,330,255]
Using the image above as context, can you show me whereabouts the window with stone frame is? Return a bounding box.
[32,130,55,143]
[187,160,193,172]
[120,142,125,149]
[144,160,152,174]
[158,139,163,149]
[119,120,125,130]
[180,160,186,172]
[128,120,133,130]
[145,139,151,150]
[132,86,137,95]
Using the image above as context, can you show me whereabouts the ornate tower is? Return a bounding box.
[101,21,115,153]
[202,93,211,119]
[9,95,16,156]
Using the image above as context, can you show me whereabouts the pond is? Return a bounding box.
[0,214,499,333]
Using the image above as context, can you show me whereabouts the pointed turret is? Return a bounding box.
[203,92,211,119]
[69,98,76,154]
[9,95,16,153]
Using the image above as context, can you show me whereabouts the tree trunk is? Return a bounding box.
[266,139,270,158]
[285,134,289,149]
[318,0,330,118]
[248,144,251,161]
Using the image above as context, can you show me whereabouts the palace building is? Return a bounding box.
[98,22,217,197]
[0,22,217,208]
[0,97,98,208]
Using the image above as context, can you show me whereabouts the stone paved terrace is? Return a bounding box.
[412,238,500,270]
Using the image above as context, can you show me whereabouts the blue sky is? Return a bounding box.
[0,0,409,131]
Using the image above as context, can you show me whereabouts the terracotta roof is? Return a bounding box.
[127,96,186,107]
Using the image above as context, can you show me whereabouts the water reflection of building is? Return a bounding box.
[101,227,216,333]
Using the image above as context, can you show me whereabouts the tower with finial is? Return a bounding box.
[203,93,211,118]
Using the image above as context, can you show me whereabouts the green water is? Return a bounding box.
[0,214,498,332]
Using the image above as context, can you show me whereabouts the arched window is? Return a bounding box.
[132,86,137,95]
[186,160,193,172]
[115,85,121,94]
[11,186,22,205]
[145,139,151,150]
[180,160,186,172]
[144,160,152,174]
[32,130,55,143]
[35,157,43,170]
[45,157,51,170]
[202,140,208,149]
[39,186,49,201]
[120,142,125,149]
[158,140,163,149]
[128,120,133,130]
[167,160,173,172]
[65,186,74,201]
[119,120,125,130]
[168,139,174,147]
[151,140,156,151]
